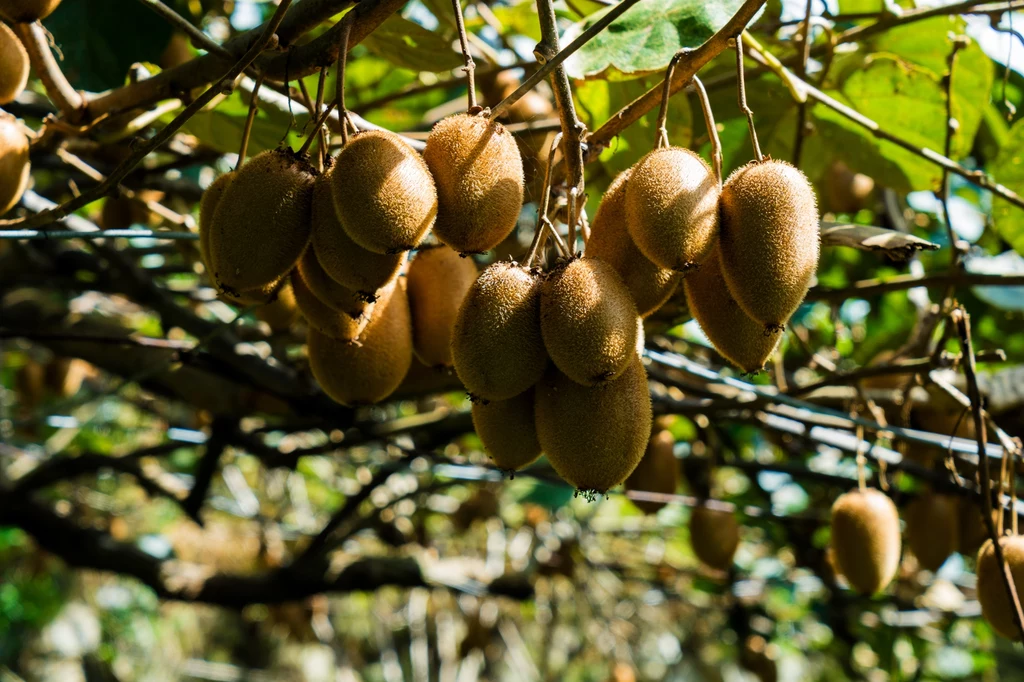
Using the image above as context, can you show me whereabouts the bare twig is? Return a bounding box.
[451,0,478,111]
[236,72,266,171]
[735,33,764,162]
[12,21,83,118]
[792,0,814,166]
[939,37,968,276]
[952,307,1024,643]
[136,0,233,59]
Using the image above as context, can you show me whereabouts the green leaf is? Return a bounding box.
[990,119,1024,256]
[575,75,692,177]
[562,0,745,80]
[869,16,993,159]
[813,57,947,193]
[46,0,173,92]
[362,15,462,73]
[178,88,304,157]
[466,1,542,40]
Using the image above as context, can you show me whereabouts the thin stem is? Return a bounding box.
[13,22,83,119]
[567,186,578,255]
[791,0,814,166]
[314,67,328,169]
[952,308,1024,643]
[0,0,293,232]
[655,51,686,149]
[336,14,353,146]
[524,221,550,267]
[691,76,722,184]
[939,38,967,277]
[236,72,266,171]
[137,0,232,59]
[451,0,477,111]
[489,0,645,121]
[526,131,563,266]
[735,33,764,162]
[298,102,338,156]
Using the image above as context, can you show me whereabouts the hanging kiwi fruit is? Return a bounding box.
[625,429,678,514]
[198,171,234,271]
[451,260,547,401]
[977,535,1024,640]
[689,504,740,571]
[830,488,902,595]
[307,278,413,406]
[292,266,371,342]
[684,250,781,374]
[534,356,652,495]
[424,113,525,254]
[296,246,372,321]
[0,110,29,214]
[0,0,62,22]
[405,245,478,368]
[539,256,639,387]
[904,491,958,573]
[311,168,404,299]
[586,168,680,318]
[255,280,300,334]
[0,20,28,105]
[207,149,316,295]
[472,388,542,472]
[331,129,437,254]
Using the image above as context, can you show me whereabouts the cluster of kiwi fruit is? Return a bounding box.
[0,1,44,217]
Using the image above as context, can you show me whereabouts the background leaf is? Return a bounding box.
[990,118,1024,255]
[562,0,745,80]
[362,15,462,73]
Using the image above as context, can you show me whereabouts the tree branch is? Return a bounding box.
[808,270,1024,301]
[13,21,84,119]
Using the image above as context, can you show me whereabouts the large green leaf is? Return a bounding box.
[813,57,947,193]
[466,1,542,40]
[362,15,462,73]
[562,0,745,80]
[990,119,1024,256]
[46,0,173,92]
[869,16,993,160]
[575,75,692,177]
[178,88,304,157]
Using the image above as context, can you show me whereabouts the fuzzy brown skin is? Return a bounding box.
[311,170,404,297]
[904,493,958,573]
[255,280,299,333]
[625,429,678,514]
[332,129,437,254]
[830,488,901,595]
[221,277,287,307]
[689,506,740,570]
[540,257,639,387]
[684,250,781,374]
[451,261,547,401]
[292,267,371,341]
[308,278,413,406]
[718,159,819,331]
[424,114,524,254]
[406,245,478,368]
[0,22,27,105]
[0,0,62,21]
[0,112,28,214]
[534,356,651,493]
[209,149,316,293]
[198,172,235,271]
[296,247,372,320]
[977,536,1024,640]
[624,147,720,272]
[587,168,680,317]
[472,388,542,471]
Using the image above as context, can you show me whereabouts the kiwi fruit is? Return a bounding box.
[0,0,62,22]
[331,129,437,254]
[198,172,234,271]
[624,147,720,272]
[222,278,286,307]
[472,388,542,471]
[423,113,524,254]
[291,266,371,341]
[625,429,677,514]
[904,492,958,573]
[534,356,652,494]
[830,488,901,594]
[0,21,27,105]
[310,170,404,299]
[406,245,478,368]
[307,278,413,406]
[684,250,781,373]
[824,161,874,214]
[958,499,1000,556]
[255,280,299,333]
[689,504,740,570]
[208,149,316,294]
[718,159,819,332]
[539,257,639,386]
[0,111,29,214]
[297,247,372,320]
[44,356,88,398]
[586,169,681,317]
[977,535,1024,640]
[451,261,547,401]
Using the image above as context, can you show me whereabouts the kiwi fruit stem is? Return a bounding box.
[236,72,266,171]
[450,0,477,111]
[525,131,568,267]
[735,33,764,163]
